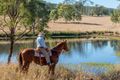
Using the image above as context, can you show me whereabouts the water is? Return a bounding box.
[0,40,120,64]
[59,40,120,64]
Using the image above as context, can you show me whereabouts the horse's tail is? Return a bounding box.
[19,52,23,68]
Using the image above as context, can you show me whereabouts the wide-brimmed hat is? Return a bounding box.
[38,31,45,36]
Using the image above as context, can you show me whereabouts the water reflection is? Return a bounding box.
[91,40,108,50]
[110,40,120,58]
[0,40,120,64]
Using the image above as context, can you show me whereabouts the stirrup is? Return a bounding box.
[39,61,43,66]
[48,63,54,66]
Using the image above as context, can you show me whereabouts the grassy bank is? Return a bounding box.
[0,64,99,80]
[0,31,119,40]
[1,63,120,80]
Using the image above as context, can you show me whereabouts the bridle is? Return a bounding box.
[52,43,66,53]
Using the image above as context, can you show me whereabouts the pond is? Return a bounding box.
[0,40,120,65]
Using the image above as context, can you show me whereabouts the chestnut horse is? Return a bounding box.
[18,40,68,75]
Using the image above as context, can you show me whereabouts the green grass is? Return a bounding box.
[0,31,119,40]
[115,51,120,57]
[81,62,113,67]
[81,62,114,73]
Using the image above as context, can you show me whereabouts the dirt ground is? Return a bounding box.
[47,16,120,33]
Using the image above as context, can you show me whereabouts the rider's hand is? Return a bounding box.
[46,48,49,52]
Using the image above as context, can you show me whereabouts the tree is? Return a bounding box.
[111,0,120,23]
[72,10,82,21]
[92,5,106,16]
[0,0,50,64]
[57,4,72,22]
[49,0,97,23]
[49,9,58,22]
[74,1,84,14]
[111,10,120,23]
[82,0,94,15]
[57,3,82,22]
[0,0,33,64]
[26,0,50,34]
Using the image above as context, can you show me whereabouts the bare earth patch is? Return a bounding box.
[47,16,120,33]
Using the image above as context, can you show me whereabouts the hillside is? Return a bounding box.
[47,16,120,33]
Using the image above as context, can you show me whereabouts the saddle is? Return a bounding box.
[34,51,45,57]
[34,48,52,57]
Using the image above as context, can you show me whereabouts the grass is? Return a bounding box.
[115,51,120,57]
[0,30,119,40]
[0,64,74,80]
[0,64,100,80]
[80,63,115,75]
[1,63,120,80]
[81,62,113,68]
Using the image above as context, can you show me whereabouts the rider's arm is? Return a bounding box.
[39,37,47,48]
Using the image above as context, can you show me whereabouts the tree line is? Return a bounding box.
[49,0,114,23]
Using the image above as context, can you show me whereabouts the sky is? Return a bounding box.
[45,0,120,8]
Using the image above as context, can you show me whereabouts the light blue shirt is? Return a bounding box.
[36,35,47,48]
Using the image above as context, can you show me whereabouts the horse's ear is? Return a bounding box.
[63,40,67,42]
[62,40,65,42]
[63,40,67,43]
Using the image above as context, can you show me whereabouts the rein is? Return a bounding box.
[52,43,64,54]
[52,49,62,53]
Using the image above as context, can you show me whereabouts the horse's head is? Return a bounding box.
[62,40,69,52]
[52,40,69,54]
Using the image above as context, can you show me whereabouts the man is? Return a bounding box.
[36,32,52,65]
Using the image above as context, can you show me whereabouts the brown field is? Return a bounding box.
[1,16,120,34]
[47,16,120,33]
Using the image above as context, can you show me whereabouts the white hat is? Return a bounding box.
[38,31,45,36]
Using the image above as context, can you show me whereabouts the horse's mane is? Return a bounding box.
[52,41,65,50]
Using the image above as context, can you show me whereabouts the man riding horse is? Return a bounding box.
[18,31,68,74]
[36,32,53,66]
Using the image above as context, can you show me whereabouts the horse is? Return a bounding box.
[18,40,68,75]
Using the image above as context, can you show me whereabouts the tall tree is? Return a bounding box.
[0,0,32,64]
[92,5,107,16]
[74,1,84,14]
[26,0,50,34]
[0,0,50,63]
[111,0,120,23]
[57,3,82,22]
[49,9,58,22]
[111,10,120,23]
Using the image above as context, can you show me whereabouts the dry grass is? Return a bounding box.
[0,64,74,80]
[47,16,120,33]
[1,16,120,35]
[0,64,100,80]
[99,64,120,80]
[1,64,120,80]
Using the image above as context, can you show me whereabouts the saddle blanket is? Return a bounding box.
[34,52,52,57]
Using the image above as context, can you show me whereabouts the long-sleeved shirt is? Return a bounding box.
[36,35,47,48]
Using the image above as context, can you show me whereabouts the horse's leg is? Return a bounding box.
[21,61,30,73]
[48,65,52,74]
[19,65,23,73]
[51,64,56,75]
[25,62,30,73]
[21,62,26,73]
